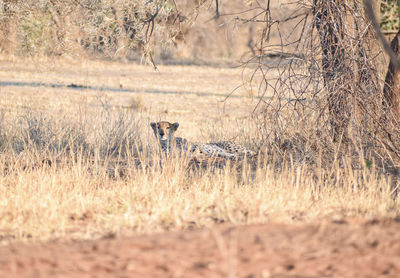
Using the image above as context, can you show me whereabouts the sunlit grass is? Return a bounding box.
[0,58,398,243]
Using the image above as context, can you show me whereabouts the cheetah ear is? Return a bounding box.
[150,122,156,129]
[172,122,179,131]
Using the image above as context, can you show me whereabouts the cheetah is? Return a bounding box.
[150,121,256,161]
[150,121,189,154]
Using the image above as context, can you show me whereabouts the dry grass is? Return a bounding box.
[0,57,398,243]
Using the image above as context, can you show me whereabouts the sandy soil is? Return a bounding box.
[1,219,399,278]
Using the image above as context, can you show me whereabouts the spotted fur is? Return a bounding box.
[150,121,256,161]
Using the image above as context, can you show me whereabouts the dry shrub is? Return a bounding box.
[0,107,143,171]
[230,0,400,179]
[0,0,181,63]
[0,1,299,63]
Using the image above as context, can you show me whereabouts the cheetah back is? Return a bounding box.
[211,141,256,157]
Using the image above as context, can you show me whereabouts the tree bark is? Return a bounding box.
[372,0,381,23]
[313,0,350,142]
[383,29,400,119]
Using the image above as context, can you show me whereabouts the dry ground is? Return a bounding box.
[0,57,399,277]
[1,219,400,278]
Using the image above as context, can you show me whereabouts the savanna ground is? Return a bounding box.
[0,56,399,277]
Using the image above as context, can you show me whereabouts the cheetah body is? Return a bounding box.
[150,121,256,161]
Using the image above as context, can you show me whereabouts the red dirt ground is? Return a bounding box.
[1,219,400,278]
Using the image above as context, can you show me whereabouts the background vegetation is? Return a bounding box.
[0,0,268,63]
[381,0,400,32]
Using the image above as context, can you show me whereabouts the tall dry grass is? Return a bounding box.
[0,105,398,243]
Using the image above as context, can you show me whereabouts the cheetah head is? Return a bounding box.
[150,121,179,143]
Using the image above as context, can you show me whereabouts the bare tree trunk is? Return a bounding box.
[383,29,400,119]
[48,0,67,55]
[313,0,350,142]
[373,0,381,22]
